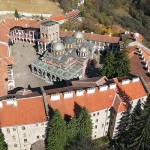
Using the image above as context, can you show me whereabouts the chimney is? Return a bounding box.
[132,77,139,83]
[13,99,17,107]
[109,83,116,89]
[122,79,130,85]
[50,93,60,101]
[99,85,108,92]
[0,101,3,108]
[87,88,95,94]
[76,90,84,96]
[64,91,73,99]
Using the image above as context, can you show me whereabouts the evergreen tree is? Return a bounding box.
[113,105,131,150]
[77,107,92,139]
[114,49,130,77]
[14,9,20,19]
[127,95,150,150]
[0,127,7,150]
[40,14,44,20]
[66,118,78,144]
[102,51,116,78]
[46,110,67,150]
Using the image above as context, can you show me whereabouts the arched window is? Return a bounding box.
[7,128,10,133]
[22,126,25,130]
[42,33,44,38]
[14,143,17,147]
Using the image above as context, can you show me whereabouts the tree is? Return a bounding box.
[114,41,130,77]
[66,118,78,144]
[101,51,116,78]
[127,95,150,150]
[77,107,92,139]
[0,127,7,150]
[46,110,67,150]
[40,14,44,20]
[14,9,20,19]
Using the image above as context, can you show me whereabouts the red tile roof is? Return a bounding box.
[0,44,8,58]
[129,46,150,90]
[47,88,115,117]
[114,78,147,100]
[0,96,47,127]
[48,15,66,21]
[59,31,120,43]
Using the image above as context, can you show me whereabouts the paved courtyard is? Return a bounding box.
[12,43,50,88]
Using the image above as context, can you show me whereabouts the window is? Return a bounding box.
[42,135,45,138]
[41,123,44,126]
[95,119,98,123]
[36,124,38,126]
[23,133,26,137]
[7,128,10,134]
[102,124,104,127]
[22,126,25,130]
[12,136,16,140]
[94,135,96,138]
[107,116,110,119]
[97,112,99,115]
[93,113,95,117]
[105,109,108,112]
[105,131,108,134]
[106,122,109,125]
[95,125,97,129]
[24,139,27,143]
[14,143,17,147]
[13,128,16,131]
[37,136,39,139]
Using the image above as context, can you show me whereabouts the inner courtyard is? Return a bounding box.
[12,43,50,88]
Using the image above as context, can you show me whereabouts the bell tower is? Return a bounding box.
[40,21,59,42]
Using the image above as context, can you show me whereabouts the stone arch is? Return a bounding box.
[56,77,60,81]
[39,69,42,76]
[47,73,51,81]
[52,75,55,81]
[34,67,37,74]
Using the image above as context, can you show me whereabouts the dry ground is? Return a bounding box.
[0,0,63,16]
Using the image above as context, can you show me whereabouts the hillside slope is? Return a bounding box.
[0,0,62,16]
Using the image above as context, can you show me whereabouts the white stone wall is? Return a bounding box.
[90,108,111,139]
[40,23,59,42]
[110,96,147,138]
[2,121,47,150]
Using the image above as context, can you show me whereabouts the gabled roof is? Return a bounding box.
[46,88,116,117]
[59,31,120,43]
[129,46,150,90]
[0,96,47,127]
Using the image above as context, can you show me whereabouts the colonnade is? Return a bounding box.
[31,65,61,82]
[10,30,36,44]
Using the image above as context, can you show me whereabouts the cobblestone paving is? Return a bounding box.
[12,43,50,88]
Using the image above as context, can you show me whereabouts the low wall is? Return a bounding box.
[0,11,52,17]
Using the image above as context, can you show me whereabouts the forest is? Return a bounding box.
[51,0,150,47]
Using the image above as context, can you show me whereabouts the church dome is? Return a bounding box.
[73,31,84,39]
[51,39,58,44]
[80,46,88,52]
[64,36,75,44]
[52,42,65,51]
